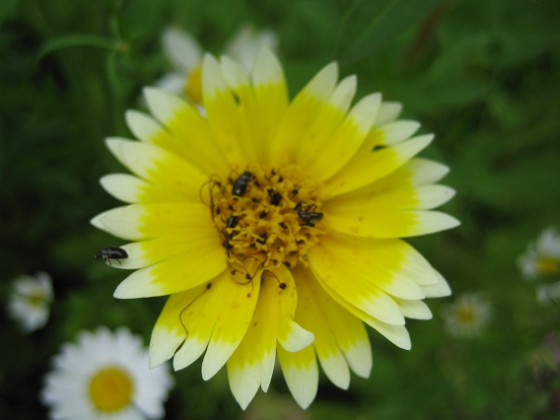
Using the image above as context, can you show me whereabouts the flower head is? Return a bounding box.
[518,227,560,279]
[42,327,173,419]
[7,271,53,332]
[518,227,560,304]
[442,292,491,337]
[92,50,459,408]
[158,25,277,105]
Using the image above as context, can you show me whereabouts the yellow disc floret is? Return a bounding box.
[206,166,325,278]
[88,365,134,413]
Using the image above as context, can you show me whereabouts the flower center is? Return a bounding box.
[536,256,560,275]
[207,166,325,279]
[25,288,49,308]
[88,365,134,413]
[456,305,475,325]
[183,64,203,105]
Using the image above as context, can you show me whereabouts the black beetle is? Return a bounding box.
[232,171,252,196]
[95,247,128,265]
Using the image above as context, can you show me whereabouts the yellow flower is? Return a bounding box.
[92,50,459,409]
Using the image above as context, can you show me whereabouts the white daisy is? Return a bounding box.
[518,227,560,279]
[7,271,53,332]
[42,327,174,419]
[442,292,491,337]
[157,25,277,105]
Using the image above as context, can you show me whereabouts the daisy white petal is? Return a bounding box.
[42,327,173,419]
[7,272,53,332]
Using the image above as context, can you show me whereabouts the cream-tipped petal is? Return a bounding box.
[396,299,433,320]
[227,361,262,410]
[91,206,143,240]
[374,101,402,125]
[325,208,460,239]
[114,244,226,298]
[326,134,434,197]
[278,346,318,409]
[99,174,146,204]
[305,62,339,99]
[201,277,261,381]
[410,158,450,185]
[202,54,228,100]
[344,337,372,378]
[252,48,285,87]
[367,320,411,350]
[220,56,251,90]
[144,88,189,126]
[114,266,164,298]
[312,92,382,184]
[162,27,202,71]
[278,321,315,353]
[125,110,164,143]
[377,120,421,146]
[149,325,184,368]
[318,353,351,390]
[328,75,357,113]
[416,185,456,209]
[422,271,452,297]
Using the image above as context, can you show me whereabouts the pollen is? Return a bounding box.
[206,166,326,277]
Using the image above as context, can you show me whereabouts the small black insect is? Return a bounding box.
[270,192,282,206]
[256,233,268,245]
[297,210,324,227]
[232,171,252,196]
[95,247,128,265]
[226,215,239,229]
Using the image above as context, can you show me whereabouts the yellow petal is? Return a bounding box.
[90,202,215,240]
[340,157,450,201]
[309,235,417,325]
[138,90,230,176]
[201,271,262,380]
[251,48,289,165]
[150,285,210,367]
[172,280,222,371]
[202,54,246,167]
[227,266,313,408]
[311,93,382,181]
[294,267,372,379]
[296,75,357,166]
[325,134,433,197]
[113,239,226,298]
[324,207,460,238]
[268,62,339,164]
[105,138,207,202]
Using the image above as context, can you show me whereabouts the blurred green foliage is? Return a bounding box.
[1,0,560,418]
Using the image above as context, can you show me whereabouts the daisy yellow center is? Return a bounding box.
[455,305,475,325]
[536,256,560,275]
[88,365,134,413]
[207,166,325,278]
[25,288,48,307]
[183,64,203,105]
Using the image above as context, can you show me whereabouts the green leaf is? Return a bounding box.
[341,0,440,62]
[36,34,122,63]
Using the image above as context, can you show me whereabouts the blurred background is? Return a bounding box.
[1,0,560,418]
